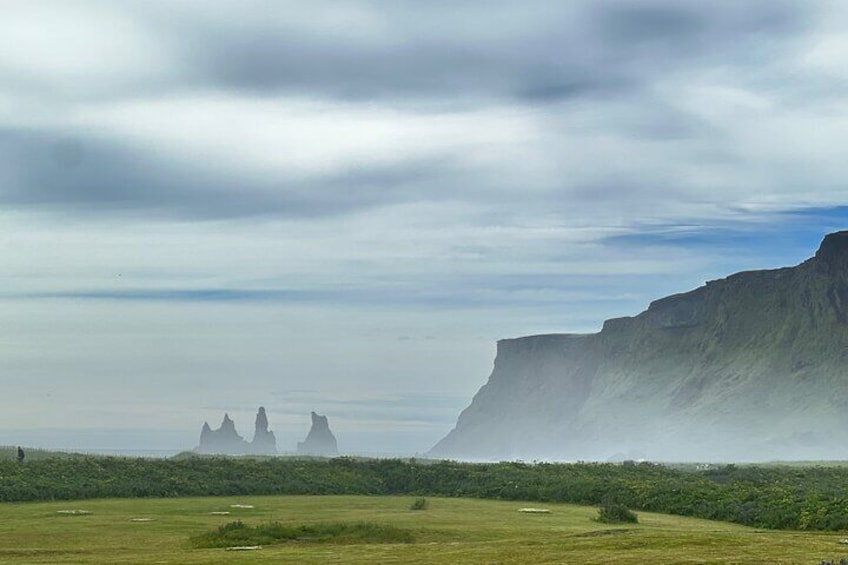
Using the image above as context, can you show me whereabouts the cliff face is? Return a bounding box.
[430,232,848,462]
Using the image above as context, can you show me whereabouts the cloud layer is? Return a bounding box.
[2,0,844,226]
[2,1,848,453]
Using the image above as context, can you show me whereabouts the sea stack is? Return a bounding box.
[249,406,277,455]
[297,412,338,457]
[195,407,277,455]
[196,413,248,454]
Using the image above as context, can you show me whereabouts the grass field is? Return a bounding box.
[0,495,846,564]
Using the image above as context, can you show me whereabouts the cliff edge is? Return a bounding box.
[429,231,848,462]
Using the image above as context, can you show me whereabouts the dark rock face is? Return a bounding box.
[815,230,848,273]
[430,231,848,462]
[645,292,706,329]
[297,412,338,457]
[195,407,277,455]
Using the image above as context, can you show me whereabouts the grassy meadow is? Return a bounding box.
[1,495,846,564]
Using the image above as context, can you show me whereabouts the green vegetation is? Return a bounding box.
[190,519,415,548]
[597,500,638,524]
[5,455,848,532]
[410,497,429,510]
[433,236,848,462]
[0,445,88,462]
[1,495,847,564]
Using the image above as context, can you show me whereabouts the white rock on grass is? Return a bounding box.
[225,546,262,551]
[209,511,231,515]
[518,508,551,513]
[130,518,155,522]
[56,510,91,515]
[229,504,255,509]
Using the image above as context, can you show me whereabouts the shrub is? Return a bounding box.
[410,497,428,511]
[190,521,415,548]
[597,501,638,524]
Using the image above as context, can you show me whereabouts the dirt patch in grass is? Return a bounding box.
[572,529,635,538]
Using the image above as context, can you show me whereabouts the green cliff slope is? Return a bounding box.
[430,232,848,461]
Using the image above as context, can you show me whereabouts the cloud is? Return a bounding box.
[2,1,848,454]
[0,1,178,101]
[149,1,810,103]
[0,0,840,228]
[0,124,462,219]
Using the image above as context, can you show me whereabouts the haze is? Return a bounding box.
[2,1,848,457]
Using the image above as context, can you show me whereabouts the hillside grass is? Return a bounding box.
[9,456,848,531]
[0,495,846,564]
[0,445,88,462]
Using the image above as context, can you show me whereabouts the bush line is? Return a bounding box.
[3,457,848,531]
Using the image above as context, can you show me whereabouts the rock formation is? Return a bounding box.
[297,411,338,456]
[195,407,277,455]
[430,231,848,462]
[196,413,248,454]
[249,406,277,455]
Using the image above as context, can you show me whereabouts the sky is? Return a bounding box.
[2,0,848,455]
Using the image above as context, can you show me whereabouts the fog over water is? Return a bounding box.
[2,2,848,458]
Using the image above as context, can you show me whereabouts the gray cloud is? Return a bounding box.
[592,1,802,48]
[4,1,805,107]
[0,127,467,219]
[0,1,831,223]
[0,129,274,218]
[146,1,810,103]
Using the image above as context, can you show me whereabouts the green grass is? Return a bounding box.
[8,456,848,531]
[0,445,87,462]
[0,495,846,564]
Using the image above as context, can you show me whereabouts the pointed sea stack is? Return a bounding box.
[195,408,277,455]
[249,406,277,455]
[195,413,249,454]
[297,412,338,457]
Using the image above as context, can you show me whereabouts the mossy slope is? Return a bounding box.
[432,232,848,461]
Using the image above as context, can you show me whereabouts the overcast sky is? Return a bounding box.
[2,1,848,455]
